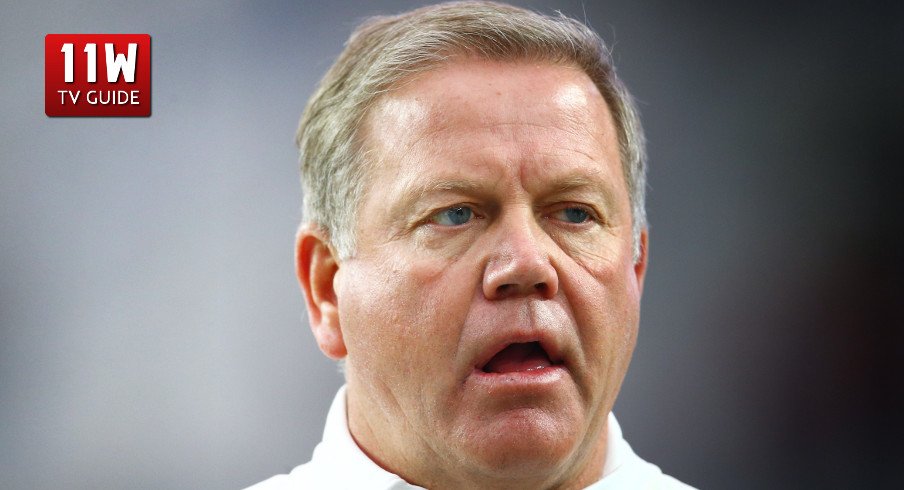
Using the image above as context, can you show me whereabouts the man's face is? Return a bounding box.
[333,59,647,487]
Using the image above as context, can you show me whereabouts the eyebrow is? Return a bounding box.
[387,173,617,219]
[408,178,487,197]
[538,173,620,215]
[545,175,613,196]
[389,178,489,219]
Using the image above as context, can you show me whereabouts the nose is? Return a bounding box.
[482,214,559,300]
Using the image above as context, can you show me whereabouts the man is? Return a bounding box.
[250,2,694,488]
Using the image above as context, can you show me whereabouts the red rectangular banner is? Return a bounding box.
[45,34,151,117]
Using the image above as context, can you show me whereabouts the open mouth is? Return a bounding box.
[480,341,559,374]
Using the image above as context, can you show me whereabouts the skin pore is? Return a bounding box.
[296,59,648,489]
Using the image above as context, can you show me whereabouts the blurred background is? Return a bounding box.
[1,1,901,488]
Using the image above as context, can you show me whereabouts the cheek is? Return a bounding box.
[549,221,631,265]
[337,254,475,381]
[560,246,640,392]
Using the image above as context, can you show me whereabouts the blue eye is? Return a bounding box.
[555,207,591,223]
[432,206,473,226]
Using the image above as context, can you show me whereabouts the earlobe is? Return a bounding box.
[634,229,649,295]
[296,224,347,360]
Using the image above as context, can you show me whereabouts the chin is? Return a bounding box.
[455,406,585,482]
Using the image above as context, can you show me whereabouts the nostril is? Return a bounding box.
[493,282,550,298]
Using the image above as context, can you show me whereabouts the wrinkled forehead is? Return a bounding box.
[357,58,617,173]
[348,59,628,236]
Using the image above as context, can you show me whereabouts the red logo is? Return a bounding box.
[45,34,151,117]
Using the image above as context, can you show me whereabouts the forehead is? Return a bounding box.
[369,59,612,137]
[359,59,623,200]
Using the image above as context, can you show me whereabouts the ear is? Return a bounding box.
[634,229,649,296]
[295,223,346,359]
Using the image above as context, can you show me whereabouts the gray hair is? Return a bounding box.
[297,1,647,261]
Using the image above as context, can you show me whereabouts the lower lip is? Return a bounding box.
[467,364,568,391]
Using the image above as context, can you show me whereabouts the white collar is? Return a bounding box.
[306,384,425,489]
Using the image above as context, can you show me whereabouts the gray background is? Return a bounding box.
[1,1,901,488]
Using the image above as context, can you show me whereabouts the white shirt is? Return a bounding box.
[247,386,695,489]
